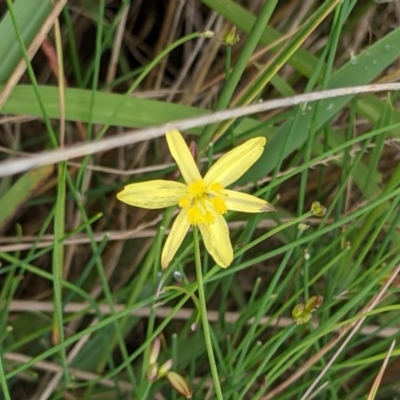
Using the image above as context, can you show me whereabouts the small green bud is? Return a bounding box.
[295,313,312,325]
[311,201,327,217]
[292,303,312,325]
[292,303,305,320]
[201,30,214,38]
[298,223,310,231]
[305,295,323,313]
[293,295,323,325]
[223,26,240,46]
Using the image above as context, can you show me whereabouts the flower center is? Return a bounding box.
[178,179,228,225]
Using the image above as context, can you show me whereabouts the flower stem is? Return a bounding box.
[193,228,223,400]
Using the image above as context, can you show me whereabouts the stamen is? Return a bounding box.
[178,197,190,208]
[188,180,206,197]
[179,179,228,225]
[211,197,228,214]
[209,182,224,194]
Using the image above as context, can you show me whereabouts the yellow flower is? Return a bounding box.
[117,130,274,269]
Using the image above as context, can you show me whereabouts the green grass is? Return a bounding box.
[0,0,400,399]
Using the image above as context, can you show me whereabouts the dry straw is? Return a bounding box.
[0,83,400,177]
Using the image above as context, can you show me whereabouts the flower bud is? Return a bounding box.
[311,201,327,217]
[149,337,160,365]
[305,295,323,313]
[166,371,192,398]
[158,359,173,377]
[292,303,304,318]
[201,30,214,38]
[298,223,310,231]
[223,26,240,46]
[147,362,159,382]
[292,303,310,325]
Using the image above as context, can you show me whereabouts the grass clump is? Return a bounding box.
[1,1,400,399]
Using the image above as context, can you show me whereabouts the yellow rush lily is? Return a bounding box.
[117,129,275,269]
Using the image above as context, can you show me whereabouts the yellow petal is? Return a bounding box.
[161,210,190,269]
[204,137,266,187]
[199,214,233,268]
[166,129,202,184]
[224,189,275,213]
[117,180,187,209]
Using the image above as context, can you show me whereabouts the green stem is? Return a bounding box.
[129,32,201,95]
[0,347,11,400]
[52,162,69,383]
[241,325,296,399]
[92,31,203,144]
[199,0,278,148]
[225,46,231,81]
[193,228,223,400]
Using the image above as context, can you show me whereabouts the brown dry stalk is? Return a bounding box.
[0,217,334,252]
[8,300,399,339]
[366,340,396,400]
[4,351,131,391]
[1,83,400,177]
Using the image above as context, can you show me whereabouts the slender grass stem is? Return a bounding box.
[0,348,11,400]
[193,227,223,400]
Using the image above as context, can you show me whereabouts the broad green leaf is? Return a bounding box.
[0,165,53,232]
[0,84,263,135]
[245,26,400,182]
[0,0,53,84]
